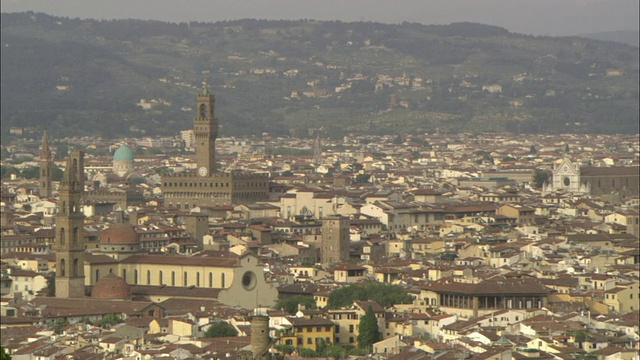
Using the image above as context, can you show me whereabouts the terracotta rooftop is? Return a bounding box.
[120,254,239,267]
[100,223,140,244]
[422,277,553,296]
[92,274,131,299]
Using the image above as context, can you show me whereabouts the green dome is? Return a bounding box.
[113,145,134,162]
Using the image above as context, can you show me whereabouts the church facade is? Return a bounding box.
[161,86,269,209]
[545,158,639,200]
[84,222,278,309]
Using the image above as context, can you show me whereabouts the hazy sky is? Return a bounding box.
[1,0,638,36]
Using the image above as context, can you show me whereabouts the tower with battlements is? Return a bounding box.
[321,214,350,265]
[195,85,218,177]
[161,87,269,214]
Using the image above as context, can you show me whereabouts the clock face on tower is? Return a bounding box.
[198,166,208,177]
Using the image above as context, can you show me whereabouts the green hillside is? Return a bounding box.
[1,13,638,139]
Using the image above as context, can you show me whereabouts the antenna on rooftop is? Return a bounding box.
[202,79,210,94]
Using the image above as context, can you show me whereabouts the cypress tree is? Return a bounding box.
[357,305,380,350]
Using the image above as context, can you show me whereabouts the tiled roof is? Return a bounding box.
[120,254,239,267]
[288,316,335,326]
[422,277,553,296]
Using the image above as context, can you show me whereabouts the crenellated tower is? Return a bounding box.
[160,88,269,210]
[195,83,218,177]
[321,214,350,265]
[55,150,86,298]
[39,131,53,198]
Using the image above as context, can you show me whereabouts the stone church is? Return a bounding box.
[545,158,639,201]
[161,86,269,210]
[84,222,278,309]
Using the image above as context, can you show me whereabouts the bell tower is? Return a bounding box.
[194,83,218,177]
[39,131,53,198]
[55,150,86,298]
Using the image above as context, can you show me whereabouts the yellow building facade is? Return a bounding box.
[84,223,278,309]
[281,317,336,351]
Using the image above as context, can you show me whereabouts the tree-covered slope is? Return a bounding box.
[1,13,638,139]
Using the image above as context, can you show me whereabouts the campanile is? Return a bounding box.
[194,84,218,177]
[55,150,86,298]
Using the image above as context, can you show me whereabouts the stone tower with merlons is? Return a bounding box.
[39,131,53,198]
[321,214,350,265]
[160,87,269,211]
[195,83,218,177]
[55,150,86,298]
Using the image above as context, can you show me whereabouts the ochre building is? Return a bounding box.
[84,222,278,309]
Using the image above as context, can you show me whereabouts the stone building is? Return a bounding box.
[581,166,639,200]
[85,222,278,309]
[84,183,145,209]
[320,214,350,265]
[55,151,86,298]
[161,85,269,209]
[39,131,53,198]
[545,158,639,201]
[420,277,553,318]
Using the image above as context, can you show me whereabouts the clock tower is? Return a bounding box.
[195,83,218,176]
[160,88,269,211]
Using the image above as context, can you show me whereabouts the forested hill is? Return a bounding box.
[1,12,638,139]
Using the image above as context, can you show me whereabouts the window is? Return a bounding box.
[307,338,312,344]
